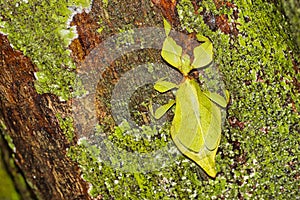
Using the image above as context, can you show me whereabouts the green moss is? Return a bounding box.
[56,114,75,142]
[68,136,211,199]
[66,1,299,198]
[97,17,105,34]
[2,0,298,198]
[102,0,109,8]
[0,0,91,100]
[107,121,170,153]
[71,0,299,198]
[177,0,300,198]
[278,0,300,50]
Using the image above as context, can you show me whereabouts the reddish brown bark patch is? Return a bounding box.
[0,34,91,200]
[70,11,102,63]
[151,0,179,26]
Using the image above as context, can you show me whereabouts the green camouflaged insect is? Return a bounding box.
[153,19,229,177]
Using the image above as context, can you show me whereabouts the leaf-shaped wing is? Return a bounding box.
[172,133,220,177]
[154,80,178,93]
[154,100,175,119]
[171,79,205,153]
[191,38,213,69]
[203,91,227,108]
[161,37,182,69]
[171,79,222,177]
[198,91,222,151]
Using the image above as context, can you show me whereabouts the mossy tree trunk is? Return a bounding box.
[0,35,91,199]
[0,0,299,199]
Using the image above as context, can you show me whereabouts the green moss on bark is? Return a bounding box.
[1,0,298,199]
[0,0,91,100]
[177,0,299,198]
[278,0,300,49]
[70,0,299,198]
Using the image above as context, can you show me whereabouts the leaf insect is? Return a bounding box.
[153,19,229,177]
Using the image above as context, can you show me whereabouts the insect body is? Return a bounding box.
[153,19,229,177]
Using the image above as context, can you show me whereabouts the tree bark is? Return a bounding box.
[0,35,91,200]
[0,0,299,199]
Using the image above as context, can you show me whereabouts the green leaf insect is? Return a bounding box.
[163,18,171,36]
[153,19,229,177]
[154,99,175,119]
[171,79,222,177]
[154,79,178,93]
[161,21,213,76]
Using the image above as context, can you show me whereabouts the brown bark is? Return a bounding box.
[2,0,297,198]
[0,35,91,200]
[0,0,168,198]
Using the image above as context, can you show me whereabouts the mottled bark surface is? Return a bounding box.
[0,0,299,199]
[0,35,90,200]
[0,0,167,198]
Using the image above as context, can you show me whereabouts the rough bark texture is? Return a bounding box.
[0,35,90,200]
[0,0,299,199]
[0,0,165,198]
